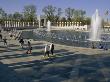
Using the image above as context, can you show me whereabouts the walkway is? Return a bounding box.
[0,31,110,82]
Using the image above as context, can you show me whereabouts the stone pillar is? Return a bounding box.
[61,22,63,27]
[23,22,24,27]
[38,15,41,28]
[80,22,81,26]
[20,22,21,27]
[8,21,10,27]
[13,22,15,27]
[5,21,6,27]
[7,21,9,27]
[44,19,46,26]
[75,22,76,26]
[6,21,7,27]
[57,22,58,27]
[33,22,34,27]
[15,22,17,27]
[18,22,20,27]
[62,22,64,27]
[77,22,79,26]
[61,22,62,27]
[70,22,72,26]
[69,22,70,26]
[72,22,74,26]
[11,21,13,27]
[28,22,29,27]
[67,22,69,27]
[59,22,61,27]
[64,22,66,27]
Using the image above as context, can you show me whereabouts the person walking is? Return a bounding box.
[26,41,32,54]
[19,38,24,48]
[49,43,54,55]
[44,44,49,57]
[103,43,108,50]
[3,37,7,46]
[0,33,2,40]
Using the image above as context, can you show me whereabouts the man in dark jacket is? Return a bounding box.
[49,43,54,55]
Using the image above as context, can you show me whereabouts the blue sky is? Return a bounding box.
[0,0,110,18]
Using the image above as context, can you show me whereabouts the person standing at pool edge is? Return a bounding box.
[26,41,32,54]
[3,37,7,46]
[50,43,54,55]
[44,44,49,57]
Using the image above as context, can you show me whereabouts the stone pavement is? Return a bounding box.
[0,33,110,82]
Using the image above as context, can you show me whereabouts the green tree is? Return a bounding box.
[54,8,62,22]
[0,8,7,19]
[61,17,67,22]
[13,12,23,20]
[23,5,37,22]
[42,5,56,22]
[74,10,86,21]
[65,8,75,21]
[7,14,13,20]
[57,8,62,18]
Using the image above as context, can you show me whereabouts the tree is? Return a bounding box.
[65,8,75,21]
[105,10,109,23]
[42,5,56,22]
[0,8,7,19]
[7,14,13,20]
[54,8,62,22]
[23,5,37,22]
[73,9,86,24]
[80,10,86,18]
[61,17,67,22]
[74,10,86,20]
[83,17,91,25]
[13,12,23,20]
[57,8,62,18]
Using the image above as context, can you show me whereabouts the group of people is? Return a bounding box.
[91,42,108,50]
[19,37,55,57]
[19,38,32,54]
[99,43,108,50]
[44,43,54,57]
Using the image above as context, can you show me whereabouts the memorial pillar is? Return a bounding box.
[28,22,29,27]
[67,22,69,27]
[64,22,66,27]
[33,22,34,27]
[57,22,58,27]
[4,21,6,27]
[23,22,24,27]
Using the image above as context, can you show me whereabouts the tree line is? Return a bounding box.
[0,5,91,25]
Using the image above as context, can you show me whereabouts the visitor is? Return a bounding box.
[99,43,103,49]
[49,43,54,55]
[3,37,7,46]
[0,33,2,40]
[44,44,49,57]
[91,43,95,49]
[26,41,32,54]
[19,38,24,48]
[103,43,108,50]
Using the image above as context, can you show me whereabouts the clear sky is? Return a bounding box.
[0,0,110,18]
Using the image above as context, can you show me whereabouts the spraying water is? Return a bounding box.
[89,9,102,41]
[47,20,51,31]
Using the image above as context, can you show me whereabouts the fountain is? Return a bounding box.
[89,9,102,41]
[25,9,110,48]
[47,20,51,31]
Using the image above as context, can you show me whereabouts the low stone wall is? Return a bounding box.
[51,25,89,31]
